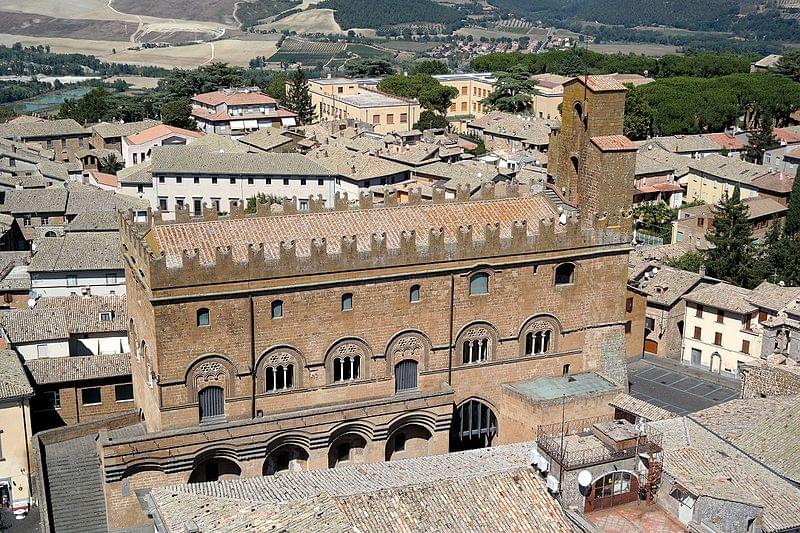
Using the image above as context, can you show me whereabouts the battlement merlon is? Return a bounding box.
[119,188,633,292]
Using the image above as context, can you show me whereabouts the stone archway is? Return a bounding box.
[188,456,241,483]
[385,423,432,461]
[328,433,367,469]
[262,444,309,475]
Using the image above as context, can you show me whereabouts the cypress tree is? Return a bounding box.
[704,186,763,288]
[785,167,800,236]
[286,67,315,126]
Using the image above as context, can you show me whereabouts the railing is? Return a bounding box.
[536,416,664,470]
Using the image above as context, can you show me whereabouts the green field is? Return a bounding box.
[268,38,345,65]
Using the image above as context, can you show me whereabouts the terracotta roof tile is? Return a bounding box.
[26,353,130,385]
[149,195,560,267]
[125,124,203,145]
[591,135,637,152]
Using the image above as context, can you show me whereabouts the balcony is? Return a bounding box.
[536,415,663,470]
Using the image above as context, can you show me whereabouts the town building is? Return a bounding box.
[436,72,496,130]
[121,124,203,167]
[672,196,786,249]
[0,119,90,164]
[648,135,728,159]
[547,76,637,228]
[308,78,422,135]
[28,232,126,297]
[307,146,412,195]
[191,88,297,137]
[650,395,800,531]
[685,154,793,205]
[751,53,783,73]
[90,120,161,153]
[32,72,637,530]
[0,349,34,514]
[764,144,800,177]
[149,144,338,214]
[680,281,800,376]
[466,110,557,153]
[0,138,70,187]
[412,159,502,197]
[238,128,302,153]
[629,263,718,358]
[26,353,132,432]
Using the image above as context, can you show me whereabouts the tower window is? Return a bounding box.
[469,273,489,296]
[196,308,210,327]
[341,293,353,311]
[409,284,421,303]
[554,263,575,286]
[271,300,283,319]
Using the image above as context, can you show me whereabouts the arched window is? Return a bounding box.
[196,308,210,327]
[469,273,489,296]
[271,300,283,319]
[395,360,418,392]
[341,293,353,311]
[525,329,552,355]
[265,364,294,392]
[409,284,421,303]
[453,400,498,451]
[555,263,575,286]
[333,355,360,382]
[457,324,495,366]
[573,101,583,120]
[198,386,224,423]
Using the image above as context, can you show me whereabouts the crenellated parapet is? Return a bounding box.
[120,184,633,291]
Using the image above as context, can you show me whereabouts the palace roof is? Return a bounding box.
[147,195,561,268]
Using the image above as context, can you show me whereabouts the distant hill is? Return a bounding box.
[489,0,740,32]
[318,0,464,30]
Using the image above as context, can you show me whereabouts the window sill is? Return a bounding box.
[115,399,134,403]
[82,402,102,407]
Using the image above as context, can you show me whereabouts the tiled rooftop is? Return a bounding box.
[151,146,335,176]
[28,232,123,272]
[610,393,676,422]
[0,307,69,343]
[0,118,89,139]
[0,349,33,400]
[148,441,570,532]
[591,135,637,152]
[651,414,800,532]
[148,195,560,267]
[91,119,161,140]
[26,352,131,385]
[34,295,127,334]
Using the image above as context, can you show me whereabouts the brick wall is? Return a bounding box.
[134,250,631,431]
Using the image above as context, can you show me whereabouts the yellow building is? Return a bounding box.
[437,73,496,131]
[307,78,421,134]
[307,74,497,134]
[684,154,777,205]
[0,349,34,513]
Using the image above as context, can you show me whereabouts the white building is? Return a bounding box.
[28,232,125,297]
[121,124,203,167]
[0,295,129,360]
[681,281,800,377]
[150,145,338,214]
[191,88,297,137]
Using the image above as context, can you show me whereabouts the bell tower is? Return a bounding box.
[548,76,636,227]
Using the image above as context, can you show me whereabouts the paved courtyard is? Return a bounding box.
[627,357,740,416]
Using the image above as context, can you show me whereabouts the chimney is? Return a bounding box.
[699,264,706,276]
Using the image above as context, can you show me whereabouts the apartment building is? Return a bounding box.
[0,118,90,164]
[121,124,203,167]
[150,144,337,214]
[437,73,496,130]
[672,196,786,249]
[308,78,422,135]
[685,154,794,205]
[191,88,297,137]
[681,281,800,376]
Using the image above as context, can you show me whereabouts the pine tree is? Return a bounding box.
[785,167,800,236]
[286,67,315,126]
[481,70,539,113]
[745,112,775,164]
[704,186,763,288]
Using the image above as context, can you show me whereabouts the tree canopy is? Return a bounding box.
[377,74,458,115]
[481,70,539,113]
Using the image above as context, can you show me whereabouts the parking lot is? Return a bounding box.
[627,357,740,416]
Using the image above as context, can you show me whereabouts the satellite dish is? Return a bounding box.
[27,298,36,308]
[28,290,38,300]
[578,470,593,487]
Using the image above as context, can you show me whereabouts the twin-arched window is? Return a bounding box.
[265,364,294,392]
[525,330,552,355]
[333,355,360,382]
